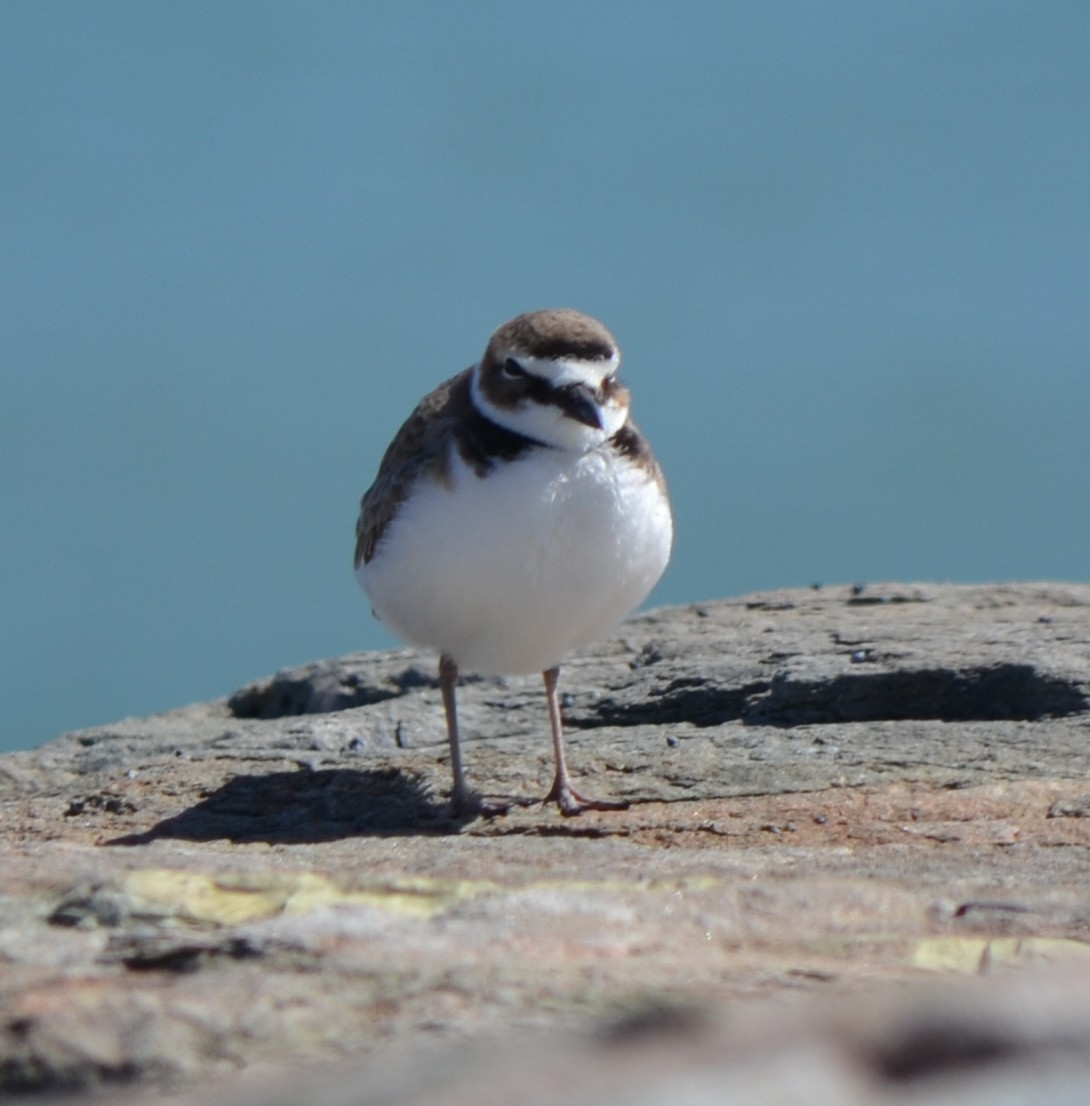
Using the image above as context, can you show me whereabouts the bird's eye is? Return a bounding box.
[502,357,528,379]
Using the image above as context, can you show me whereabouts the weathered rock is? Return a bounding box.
[2,583,1090,1102]
[71,967,1090,1106]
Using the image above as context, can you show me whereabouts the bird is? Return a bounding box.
[354,309,672,816]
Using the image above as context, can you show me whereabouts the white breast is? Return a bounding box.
[358,445,672,675]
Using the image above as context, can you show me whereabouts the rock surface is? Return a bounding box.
[3,582,1090,1103]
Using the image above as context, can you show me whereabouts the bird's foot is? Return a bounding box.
[450,789,538,819]
[542,780,630,817]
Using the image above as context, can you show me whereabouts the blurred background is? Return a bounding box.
[4,2,1088,751]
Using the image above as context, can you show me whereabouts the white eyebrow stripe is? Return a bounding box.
[521,355,619,389]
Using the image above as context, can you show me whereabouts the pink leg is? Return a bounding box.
[439,654,474,813]
[439,654,535,817]
[541,666,629,816]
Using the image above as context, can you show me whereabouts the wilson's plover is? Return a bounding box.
[355,309,672,816]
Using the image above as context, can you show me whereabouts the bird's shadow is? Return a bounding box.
[107,767,472,846]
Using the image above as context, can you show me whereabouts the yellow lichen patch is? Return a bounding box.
[281,873,498,919]
[117,869,732,929]
[122,869,498,926]
[911,936,1090,974]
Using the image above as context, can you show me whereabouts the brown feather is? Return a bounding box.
[610,420,669,495]
[354,369,470,569]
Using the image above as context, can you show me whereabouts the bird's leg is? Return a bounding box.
[439,654,474,813]
[541,666,630,816]
[439,654,535,817]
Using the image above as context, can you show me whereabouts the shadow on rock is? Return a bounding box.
[108,767,470,845]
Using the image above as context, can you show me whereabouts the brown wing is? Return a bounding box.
[612,419,669,495]
[354,368,471,569]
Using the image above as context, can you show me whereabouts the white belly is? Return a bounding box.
[358,447,672,674]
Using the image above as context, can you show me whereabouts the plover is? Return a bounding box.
[355,309,672,815]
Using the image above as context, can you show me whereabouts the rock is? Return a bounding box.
[88,968,1090,1106]
[2,582,1090,1102]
